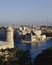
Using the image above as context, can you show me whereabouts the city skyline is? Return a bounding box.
[0,0,52,25]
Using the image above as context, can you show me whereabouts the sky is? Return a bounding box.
[0,0,52,25]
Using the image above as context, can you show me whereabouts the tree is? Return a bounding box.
[34,48,52,65]
[18,50,32,65]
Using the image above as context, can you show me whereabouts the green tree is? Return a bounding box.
[34,48,52,65]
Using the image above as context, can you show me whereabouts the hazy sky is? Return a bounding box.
[0,0,52,25]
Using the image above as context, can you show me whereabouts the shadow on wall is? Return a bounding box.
[0,27,6,41]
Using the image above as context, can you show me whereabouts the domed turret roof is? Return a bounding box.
[7,26,13,31]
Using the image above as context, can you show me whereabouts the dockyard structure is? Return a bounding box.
[31,30,46,42]
[22,30,46,43]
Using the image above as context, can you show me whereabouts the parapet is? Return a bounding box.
[7,26,13,31]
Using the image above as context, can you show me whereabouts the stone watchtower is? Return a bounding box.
[7,26,14,48]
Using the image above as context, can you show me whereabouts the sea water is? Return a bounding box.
[14,38,52,61]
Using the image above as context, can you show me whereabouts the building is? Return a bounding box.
[0,26,14,49]
[22,30,46,43]
[31,30,46,42]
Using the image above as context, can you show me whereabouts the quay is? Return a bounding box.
[47,37,52,40]
[21,40,46,44]
[21,37,52,44]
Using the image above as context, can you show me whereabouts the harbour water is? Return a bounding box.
[14,38,52,61]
